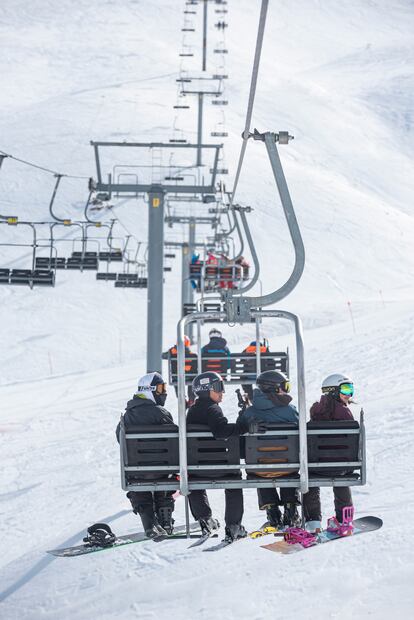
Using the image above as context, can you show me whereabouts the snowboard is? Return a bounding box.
[261,516,382,554]
[47,522,201,557]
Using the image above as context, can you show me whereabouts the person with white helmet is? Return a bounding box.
[303,373,355,532]
[116,372,176,538]
[186,371,246,543]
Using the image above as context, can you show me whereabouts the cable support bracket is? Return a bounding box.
[245,128,294,145]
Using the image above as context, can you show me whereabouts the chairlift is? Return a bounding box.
[0,220,55,288]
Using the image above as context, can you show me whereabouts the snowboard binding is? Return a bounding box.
[326,506,354,537]
[83,523,116,548]
[284,527,317,548]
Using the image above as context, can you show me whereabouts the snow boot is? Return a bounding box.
[283,502,301,527]
[305,520,322,534]
[266,505,283,528]
[224,524,247,543]
[157,506,175,535]
[199,517,220,536]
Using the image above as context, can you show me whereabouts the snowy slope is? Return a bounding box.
[0,0,414,618]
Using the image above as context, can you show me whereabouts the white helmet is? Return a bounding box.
[321,373,353,395]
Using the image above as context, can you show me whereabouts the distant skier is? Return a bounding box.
[241,338,270,401]
[116,372,175,538]
[186,371,246,542]
[167,335,196,405]
[238,370,301,528]
[303,373,355,532]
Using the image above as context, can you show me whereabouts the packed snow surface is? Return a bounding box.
[0,1,413,618]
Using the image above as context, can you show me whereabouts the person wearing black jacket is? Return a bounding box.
[186,371,246,542]
[116,372,176,538]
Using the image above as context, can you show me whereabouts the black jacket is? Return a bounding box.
[186,397,239,440]
[201,336,230,356]
[116,395,174,442]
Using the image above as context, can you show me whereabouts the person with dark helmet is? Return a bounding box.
[303,373,355,533]
[186,371,246,543]
[116,372,176,538]
[238,370,301,528]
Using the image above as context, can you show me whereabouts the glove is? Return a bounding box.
[248,420,267,434]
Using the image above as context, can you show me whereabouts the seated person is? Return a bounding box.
[201,328,231,374]
[239,370,300,528]
[116,372,175,538]
[186,371,246,543]
[303,373,356,533]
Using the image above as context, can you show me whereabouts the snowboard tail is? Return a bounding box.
[262,516,383,554]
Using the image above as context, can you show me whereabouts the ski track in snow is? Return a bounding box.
[1,0,414,618]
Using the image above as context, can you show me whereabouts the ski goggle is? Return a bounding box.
[211,379,225,393]
[155,383,168,395]
[281,381,291,393]
[260,380,290,393]
[339,383,354,396]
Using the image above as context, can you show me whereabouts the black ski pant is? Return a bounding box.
[303,486,353,522]
[257,486,299,510]
[126,490,175,515]
[188,482,244,527]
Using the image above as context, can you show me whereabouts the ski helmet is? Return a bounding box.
[209,328,222,339]
[136,372,167,406]
[321,373,354,398]
[256,370,290,393]
[192,371,225,397]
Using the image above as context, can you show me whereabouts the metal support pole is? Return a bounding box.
[255,317,261,376]
[202,0,208,71]
[147,188,165,373]
[197,93,204,167]
[48,174,64,222]
[188,218,196,340]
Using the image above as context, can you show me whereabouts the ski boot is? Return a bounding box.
[199,516,220,536]
[145,524,169,539]
[135,504,166,538]
[283,502,301,528]
[266,505,283,528]
[224,524,247,543]
[156,506,175,535]
[327,506,354,537]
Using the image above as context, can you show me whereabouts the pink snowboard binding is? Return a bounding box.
[326,506,354,536]
[284,528,317,548]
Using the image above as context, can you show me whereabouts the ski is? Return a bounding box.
[261,516,383,554]
[47,522,201,557]
[188,530,219,548]
[203,524,284,552]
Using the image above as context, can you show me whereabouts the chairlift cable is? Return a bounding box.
[0,148,89,179]
[228,0,268,209]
